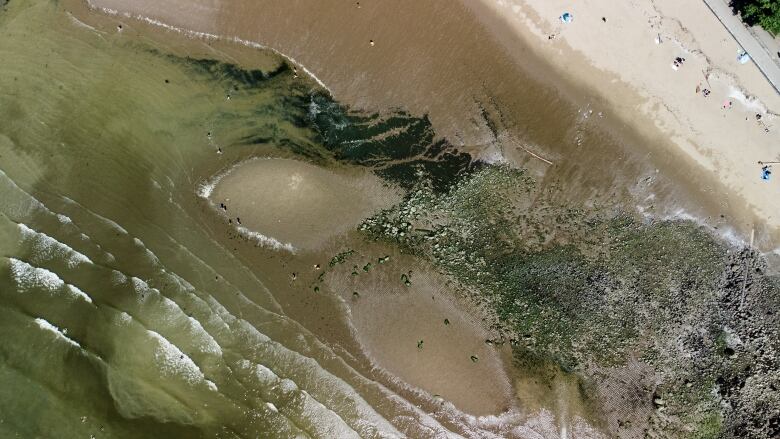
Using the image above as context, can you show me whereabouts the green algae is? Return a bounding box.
[359,162,780,437]
[328,249,354,267]
[306,94,474,191]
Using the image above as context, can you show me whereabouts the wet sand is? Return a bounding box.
[194,198,544,435]
[208,158,400,251]
[205,157,517,417]
[323,239,515,416]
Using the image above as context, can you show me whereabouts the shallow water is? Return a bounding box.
[0,1,534,437]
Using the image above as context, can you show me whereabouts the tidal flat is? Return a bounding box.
[0,0,779,438]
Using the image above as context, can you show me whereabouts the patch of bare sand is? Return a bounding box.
[324,242,515,417]
[208,158,400,251]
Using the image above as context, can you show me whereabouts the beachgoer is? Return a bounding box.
[761,165,772,181]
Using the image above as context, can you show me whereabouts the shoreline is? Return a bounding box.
[78,0,780,254]
[472,0,780,250]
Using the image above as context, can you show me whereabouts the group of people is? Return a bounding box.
[671,56,686,70]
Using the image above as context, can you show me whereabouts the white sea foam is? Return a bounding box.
[132,237,163,264]
[116,311,133,325]
[18,223,93,268]
[9,258,95,304]
[237,361,361,438]
[84,2,333,93]
[0,169,51,219]
[197,176,222,199]
[186,316,223,356]
[56,214,73,224]
[67,12,102,34]
[236,225,296,253]
[130,276,160,302]
[34,317,82,349]
[110,269,128,285]
[9,258,64,291]
[196,160,297,253]
[232,319,403,437]
[661,208,746,248]
[148,330,207,387]
[67,284,93,304]
[96,213,129,235]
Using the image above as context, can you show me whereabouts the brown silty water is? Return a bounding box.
[82,0,778,248]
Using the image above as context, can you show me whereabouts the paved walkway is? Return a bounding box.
[703,0,780,95]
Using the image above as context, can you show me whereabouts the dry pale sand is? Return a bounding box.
[475,0,780,249]
[208,158,400,251]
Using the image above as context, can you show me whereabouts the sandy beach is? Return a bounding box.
[477,0,780,249]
